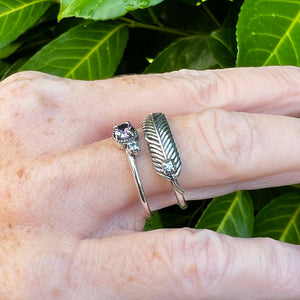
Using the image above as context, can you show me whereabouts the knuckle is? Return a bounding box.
[164,69,234,109]
[268,66,300,111]
[0,72,61,146]
[0,71,57,107]
[171,228,228,295]
[269,65,300,90]
[1,71,41,85]
[264,238,300,294]
[0,72,43,104]
[193,109,255,175]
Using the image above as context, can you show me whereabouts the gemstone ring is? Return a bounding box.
[112,121,151,217]
[143,113,187,209]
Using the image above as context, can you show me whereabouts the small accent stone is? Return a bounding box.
[162,159,176,175]
[127,141,140,155]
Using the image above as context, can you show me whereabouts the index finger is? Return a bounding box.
[1,66,300,158]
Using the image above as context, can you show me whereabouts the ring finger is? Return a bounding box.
[4,108,300,238]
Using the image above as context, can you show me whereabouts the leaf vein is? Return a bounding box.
[0,0,50,18]
[65,23,126,78]
[263,9,300,65]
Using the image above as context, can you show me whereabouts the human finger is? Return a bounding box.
[7,109,300,238]
[70,229,300,299]
[1,66,300,158]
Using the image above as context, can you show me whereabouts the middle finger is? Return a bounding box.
[5,109,300,238]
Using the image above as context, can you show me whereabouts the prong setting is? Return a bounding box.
[162,159,176,175]
[126,141,140,156]
[112,122,138,145]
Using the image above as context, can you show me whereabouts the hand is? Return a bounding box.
[0,66,299,299]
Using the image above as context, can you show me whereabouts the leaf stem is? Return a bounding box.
[202,4,222,28]
[120,17,190,36]
[187,200,208,227]
[147,7,164,27]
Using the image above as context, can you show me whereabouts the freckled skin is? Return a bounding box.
[0,73,88,298]
[0,68,300,299]
[51,288,62,299]
[16,168,25,179]
[0,71,171,299]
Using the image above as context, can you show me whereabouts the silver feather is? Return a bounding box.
[143,113,187,209]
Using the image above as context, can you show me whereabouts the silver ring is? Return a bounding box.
[112,121,151,217]
[143,113,187,209]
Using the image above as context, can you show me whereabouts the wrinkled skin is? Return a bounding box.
[0,67,300,299]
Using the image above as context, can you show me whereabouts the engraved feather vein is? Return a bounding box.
[143,113,181,180]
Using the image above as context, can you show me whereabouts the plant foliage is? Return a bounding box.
[0,0,299,244]
[195,191,254,238]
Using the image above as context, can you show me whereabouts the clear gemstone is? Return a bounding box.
[127,141,140,155]
[162,159,176,175]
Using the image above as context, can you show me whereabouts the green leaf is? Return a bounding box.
[144,35,218,73]
[58,0,164,21]
[144,200,210,231]
[195,191,254,238]
[20,21,129,80]
[0,59,9,76]
[0,0,51,49]
[254,193,300,244]
[1,58,28,80]
[236,0,300,66]
[249,187,281,213]
[144,211,164,231]
[0,42,22,59]
[208,28,237,68]
[144,209,191,231]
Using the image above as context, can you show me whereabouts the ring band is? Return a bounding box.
[143,113,187,209]
[112,121,151,217]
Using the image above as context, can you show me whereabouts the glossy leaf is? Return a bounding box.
[195,191,254,238]
[144,209,192,231]
[144,35,218,73]
[0,0,51,49]
[1,58,28,80]
[0,59,9,76]
[0,42,22,59]
[144,211,164,231]
[236,0,300,66]
[144,200,210,231]
[58,0,164,21]
[21,21,129,80]
[208,28,237,68]
[249,187,281,212]
[254,193,300,244]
